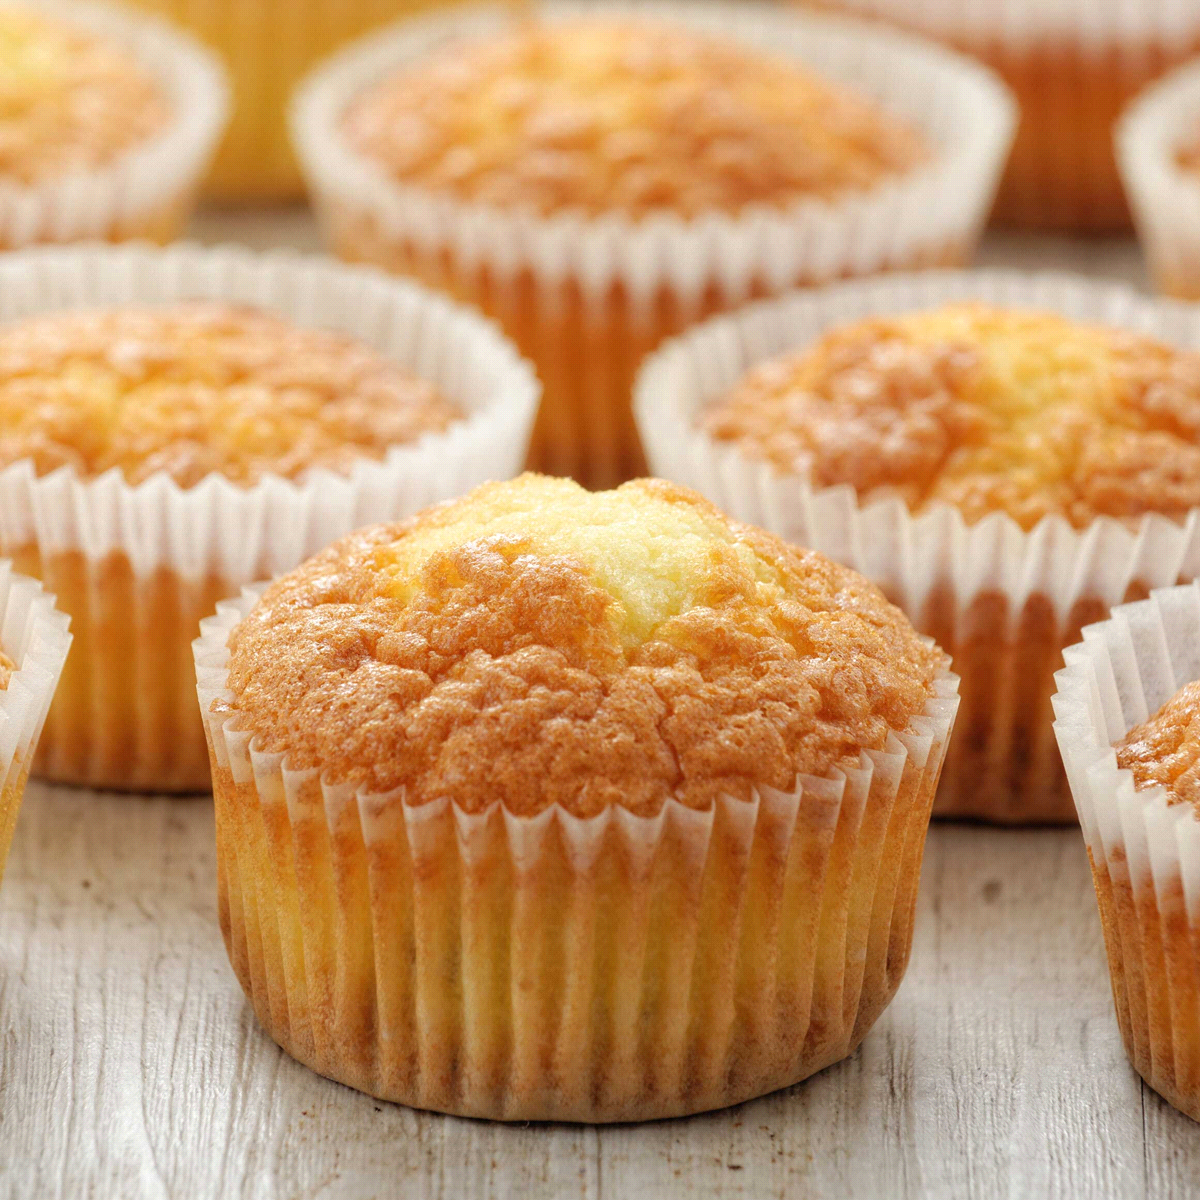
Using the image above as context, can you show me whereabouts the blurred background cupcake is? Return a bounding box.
[1119,58,1200,301]
[803,0,1200,233]
[195,473,959,1120]
[124,0,456,201]
[0,243,537,793]
[293,0,1014,489]
[638,270,1200,823]
[1055,582,1200,1122]
[0,0,227,246]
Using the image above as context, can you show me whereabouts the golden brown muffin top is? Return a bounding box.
[224,474,945,817]
[702,303,1200,532]
[0,303,461,487]
[0,9,168,185]
[339,16,927,218]
[1116,679,1200,816]
[0,649,13,690]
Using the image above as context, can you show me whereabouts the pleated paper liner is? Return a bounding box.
[292,0,1014,488]
[0,563,72,886]
[1119,58,1200,302]
[195,588,959,1122]
[0,0,227,249]
[805,0,1200,231]
[1053,582,1200,1122]
[634,269,1200,824]
[123,0,455,201]
[0,244,538,792]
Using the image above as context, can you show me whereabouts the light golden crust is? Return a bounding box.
[702,302,1200,531]
[224,474,944,818]
[0,648,13,691]
[0,302,461,487]
[340,16,927,218]
[1115,679,1200,816]
[0,10,168,185]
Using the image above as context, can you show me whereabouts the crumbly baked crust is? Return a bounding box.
[1115,679,1200,814]
[225,474,944,817]
[0,10,168,185]
[339,16,927,218]
[0,303,460,486]
[702,302,1200,530]
[0,649,13,691]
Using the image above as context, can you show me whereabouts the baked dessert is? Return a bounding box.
[1117,683,1200,807]
[0,244,539,794]
[0,304,460,487]
[701,304,1200,531]
[636,272,1200,823]
[195,473,960,1121]
[807,0,1200,231]
[123,0,445,200]
[0,562,72,886]
[0,8,167,183]
[1120,60,1200,301]
[338,18,928,218]
[294,1,1014,488]
[1054,583,1200,1122]
[0,2,225,247]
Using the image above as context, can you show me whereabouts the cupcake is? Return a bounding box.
[1118,59,1200,302]
[636,271,1200,824]
[807,0,1200,232]
[193,473,960,1121]
[123,0,448,201]
[0,562,71,885]
[0,243,538,793]
[1054,582,1200,1121]
[0,0,227,247]
[293,1,1014,490]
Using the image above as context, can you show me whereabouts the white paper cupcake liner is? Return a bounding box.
[0,242,539,791]
[293,0,1014,311]
[635,268,1200,822]
[1119,58,1200,300]
[0,0,228,247]
[1053,582,1200,1121]
[816,0,1200,230]
[0,561,72,884]
[194,586,958,1121]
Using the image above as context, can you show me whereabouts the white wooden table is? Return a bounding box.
[2,216,1195,1200]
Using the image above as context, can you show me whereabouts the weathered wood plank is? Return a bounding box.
[3,786,1194,1200]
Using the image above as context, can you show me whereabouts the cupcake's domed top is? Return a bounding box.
[339,16,928,218]
[702,302,1200,531]
[0,9,168,185]
[0,302,461,487]
[1116,679,1200,815]
[224,474,945,817]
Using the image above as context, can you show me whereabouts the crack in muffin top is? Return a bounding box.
[701,302,1200,531]
[0,302,462,487]
[1116,679,1200,817]
[0,9,168,185]
[224,474,945,817]
[339,16,928,218]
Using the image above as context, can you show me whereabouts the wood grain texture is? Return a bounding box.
[3,783,1197,1200]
